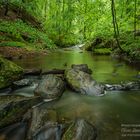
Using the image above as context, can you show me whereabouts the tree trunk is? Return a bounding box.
[111,0,124,52]
[134,0,137,39]
[83,0,87,40]
[4,0,9,16]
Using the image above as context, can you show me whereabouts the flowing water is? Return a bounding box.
[13,50,140,140]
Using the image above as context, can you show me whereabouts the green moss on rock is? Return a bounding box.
[0,57,23,89]
[84,38,115,55]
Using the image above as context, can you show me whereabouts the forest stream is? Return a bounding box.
[0,49,137,140]
[1,0,140,139]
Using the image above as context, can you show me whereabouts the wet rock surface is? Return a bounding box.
[0,123,27,140]
[105,81,140,91]
[0,96,42,129]
[28,104,66,140]
[65,68,104,96]
[28,105,58,138]
[0,88,12,95]
[62,119,97,140]
[13,79,32,89]
[34,74,65,100]
[33,122,65,140]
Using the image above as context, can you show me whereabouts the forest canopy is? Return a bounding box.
[0,0,140,52]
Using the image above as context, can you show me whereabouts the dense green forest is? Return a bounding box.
[0,0,140,58]
[0,1,140,140]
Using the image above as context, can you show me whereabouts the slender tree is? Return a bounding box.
[111,0,123,52]
[3,0,9,16]
[83,0,87,40]
[134,0,137,39]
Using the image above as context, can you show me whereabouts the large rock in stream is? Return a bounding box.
[34,74,65,101]
[65,68,104,96]
[62,119,97,140]
[28,104,65,140]
[0,95,42,129]
[0,57,23,89]
[32,122,65,140]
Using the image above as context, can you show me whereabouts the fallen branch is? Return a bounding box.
[42,69,65,75]
[24,69,65,76]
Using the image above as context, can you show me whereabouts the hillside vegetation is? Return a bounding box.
[0,0,140,59]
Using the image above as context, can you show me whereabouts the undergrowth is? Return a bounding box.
[0,19,56,49]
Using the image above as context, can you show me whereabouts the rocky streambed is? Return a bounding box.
[0,63,140,140]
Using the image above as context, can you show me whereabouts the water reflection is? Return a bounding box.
[50,90,140,140]
[14,50,139,84]
[13,50,140,140]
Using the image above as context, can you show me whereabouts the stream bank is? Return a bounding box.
[83,37,140,63]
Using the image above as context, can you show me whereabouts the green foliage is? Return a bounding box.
[84,37,115,53]
[0,35,11,41]
[0,19,55,49]
[120,33,140,60]
[0,41,27,48]
[0,0,140,58]
[93,48,112,55]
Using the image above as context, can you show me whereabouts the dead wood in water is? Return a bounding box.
[24,69,65,76]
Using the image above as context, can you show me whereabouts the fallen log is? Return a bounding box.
[24,69,42,76]
[24,69,65,76]
[42,69,65,75]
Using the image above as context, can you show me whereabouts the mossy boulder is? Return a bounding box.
[0,57,23,89]
[65,68,104,96]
